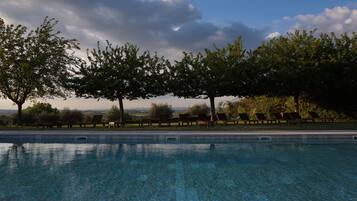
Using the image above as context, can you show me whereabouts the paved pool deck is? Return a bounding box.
[1,130,357,144]
[0,130,357,135]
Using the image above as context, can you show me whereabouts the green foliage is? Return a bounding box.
[1,16,356,118]
[36,112,60,125]
[148,103,173,119]
[253,31,357,114]
[253,30,320,111]
[12,112,35,125]
[170,38,248,120]
[13,102,59,125]
[105,105,131,122]
[218,96,344,119]
[308,33,357,113]
[71,41,169,122]
[59,108,84,124]
[0,115,13,126]
[24,102,59,114]
[0,17,79,123]
[83,113,95,124]
[171,38,247,99]
[187,104,209,115]
[0,115,12,126]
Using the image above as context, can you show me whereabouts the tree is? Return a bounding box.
[60,108,84,125]
[148,103,173,119]
[105,105,131,122]
[0,17,79,124]
[253,30,320,112]
[71,42,169,122]
[25,102,59,114]
[170,38,247,121]
[12,102,59,125]
[187,104,209,115]
[308,33,357,114]
[106,105,121,122]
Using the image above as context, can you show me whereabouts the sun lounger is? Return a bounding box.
[238,113,258,124]
[216,113,238,125]
[255,113,277,124]
[197,114,213,127]
[90,115,104,128]
[308,111,334,123]
[283,112,309,123]
[273,112,285,123]
[178,114,195,126]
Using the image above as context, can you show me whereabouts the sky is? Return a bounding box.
[0,0,356,110]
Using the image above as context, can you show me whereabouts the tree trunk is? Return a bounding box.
[118,97,125,123]
[17,103,23,125]
[209,96,216,121]
[294,94,300,113]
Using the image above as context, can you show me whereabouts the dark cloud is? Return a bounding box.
[221,23,269,49]
[0,0,268,59]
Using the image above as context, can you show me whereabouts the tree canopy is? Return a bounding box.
[71,41,169,122]
[252,30,320,112]
[170,38,248,120]
[253,31,357,114]
[308,33,357,113]
[0,17,79,123]
[1,16,357,121]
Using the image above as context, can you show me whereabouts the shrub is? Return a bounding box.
[0,115,12,126]
[105,105,131,122]
[218,96,347,119]
[36,112,60,125]
[187,104,209,115]
[60,108,84,124]
[24,102,59,114]
[13,102,60,125]
[148,103,173,119]
[83,113,94,123]
[12,112,35,125]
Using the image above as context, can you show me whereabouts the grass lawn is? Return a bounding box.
[0,121,357,131]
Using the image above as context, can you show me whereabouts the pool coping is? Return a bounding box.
[1,130,357,144]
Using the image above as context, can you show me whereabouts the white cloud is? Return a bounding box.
[172,26,181,31]
[266,32,281,39]
[286,6,357,34]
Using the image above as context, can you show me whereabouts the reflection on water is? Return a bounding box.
[0,143,313,168]
[0,143,356,201]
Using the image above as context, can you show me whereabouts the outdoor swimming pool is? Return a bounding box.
[0,142,357,201]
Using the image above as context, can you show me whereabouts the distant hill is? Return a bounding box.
[0,110,16,115]
[83,107,188,112]
[0,107,188,116]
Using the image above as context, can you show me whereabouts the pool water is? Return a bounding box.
[0,143,357,201]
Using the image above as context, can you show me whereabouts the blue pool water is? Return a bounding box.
[0,143,357,201]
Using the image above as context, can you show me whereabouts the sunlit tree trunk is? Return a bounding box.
[294,94,300,113]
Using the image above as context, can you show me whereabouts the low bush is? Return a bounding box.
[0,115,12,126]
[105,105,132,122]
[36,112,60,125]
[12,102,60,125]
[148,103,173,119]
[60,108,84,124]
[187,104,209,116]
